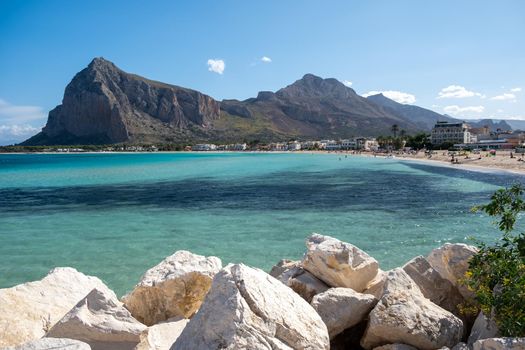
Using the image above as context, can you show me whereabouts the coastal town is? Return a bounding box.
[3,121,524,154]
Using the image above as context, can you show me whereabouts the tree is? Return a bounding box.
[465,184,525,336]
[405,133,431,150]
[391,124,399,138]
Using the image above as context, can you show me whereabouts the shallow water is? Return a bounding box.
[0,152,523,295]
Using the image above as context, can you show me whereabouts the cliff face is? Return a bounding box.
[23,58,457,146]
[23,58,220,145]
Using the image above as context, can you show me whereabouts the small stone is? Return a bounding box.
[472,337,525,350]
[3,338,91,350]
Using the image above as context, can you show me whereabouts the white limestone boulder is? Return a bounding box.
[134,317,188,350]
[172,263,330,350]
[451,343,469,350]
[288,269,329,302]
[402,256,465,316]
[122,250,222,325]
[473,337,525,350]
[2,338,91,350]
[363,269,388,299]
[361,268,464,350]
[270,260,329,302]
[46,288,146,350]
[311,287,377,339]
[468,312,499,346]
[0,267,111,347]
[301,234,379,292]
[269,259,300,280]
[427,243,478,300]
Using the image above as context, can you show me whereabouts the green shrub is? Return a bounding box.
[465,184,525,336]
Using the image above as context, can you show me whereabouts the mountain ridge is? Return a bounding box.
[21,58,501,146]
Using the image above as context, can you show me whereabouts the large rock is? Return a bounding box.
[23,57,221,146]
[361,268,464,350]
[172,263,330,350]
[269,259,300,280]
[135,317,189,350]
[427,243,478,300]
[122,250,222,326]
[269,260,329,302]
[311,287,377,339]
[288,269,329,303]
[472,337,525,350]
[301,234,379,292]
[402,256,465,316]
[468,312,499,345]
[363,269,387,299]
[2,338,91,350]
[0,267,111,347]
[46,288,146,350]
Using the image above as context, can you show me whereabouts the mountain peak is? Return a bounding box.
[301,73,323,81]
[87,57,117,70]
[276,73,356,99]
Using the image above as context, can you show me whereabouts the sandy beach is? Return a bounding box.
[386,150,525,175]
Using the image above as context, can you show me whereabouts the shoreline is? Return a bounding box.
[2,149,525,176]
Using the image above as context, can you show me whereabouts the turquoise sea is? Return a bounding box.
[0,152,523,296]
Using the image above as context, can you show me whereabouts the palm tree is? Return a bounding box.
[391,124,399,138]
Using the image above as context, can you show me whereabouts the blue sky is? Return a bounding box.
[0,0,524,144]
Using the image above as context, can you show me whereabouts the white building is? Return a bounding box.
[301,141,318,150]
[231,143,247,151]
[340,139,357,150]
[325,140,341,151]
[192,144,217,151]
[270,143,287,151]
[431,121,472,145]
[357,138,379,151]
[287,141,301,151]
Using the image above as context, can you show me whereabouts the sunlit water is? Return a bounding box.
[1,152,523,296]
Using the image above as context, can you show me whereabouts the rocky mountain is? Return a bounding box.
[366,93,457,130]
[467,119,512,132]
[23,58,220,145]
[218,74,423,140]
[23,58,487,145]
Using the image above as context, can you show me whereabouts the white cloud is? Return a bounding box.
[0,99,46,124]
[490,93,516,101]
[342,80,353,87]
[207,59,225,74]
[363,90,416,104]
[0,124,41,145]
[0,124,40,136]
[437,85,485,99]
[261,56,272,63]
[443,105,485,116]
[510,87,522,92]
[0,98,46,145]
